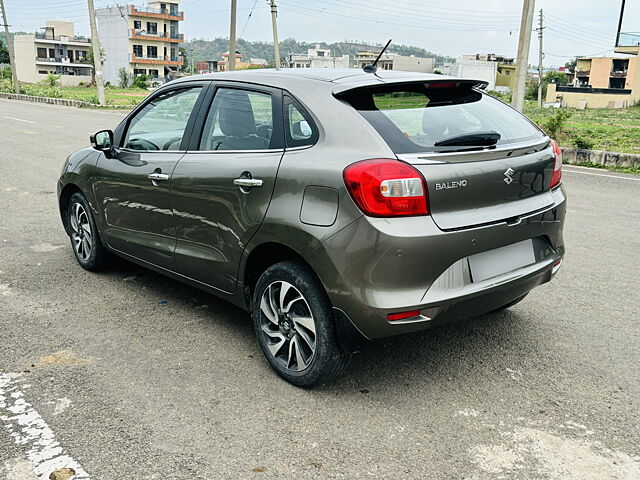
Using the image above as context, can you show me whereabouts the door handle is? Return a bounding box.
[148,172,170,182]
[233,178,263,188]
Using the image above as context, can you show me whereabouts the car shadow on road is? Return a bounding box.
[98,255,537,392]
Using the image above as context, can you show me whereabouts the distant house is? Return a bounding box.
[354,51,434,73]
[195,60,218,73]
[455,53,516,91]
[217,51,267,71]
[289,45,350,69]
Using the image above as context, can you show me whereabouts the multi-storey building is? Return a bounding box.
[96,1,184,84]
[547,55,639,109]
[13,21,93,86]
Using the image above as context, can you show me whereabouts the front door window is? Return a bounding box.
[124,87,202,151]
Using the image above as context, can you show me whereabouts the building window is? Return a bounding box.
[38,70,47,74]
[134,20,141,29]
[37,47,47,59]
[76,50,87,62]
[147,46,158,58]
[133,45,143,57]
[148,69,159,78]
[147,22,158,34]
[133,68,146,76]
[49,48,55,58]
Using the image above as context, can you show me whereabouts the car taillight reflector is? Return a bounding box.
[550,140,563,189]
[387,310,421,322]
[343,159,428,217]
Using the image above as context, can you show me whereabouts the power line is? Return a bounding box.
[238,0,258,40]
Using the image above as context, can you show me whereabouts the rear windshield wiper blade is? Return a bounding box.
[434,131,501,147]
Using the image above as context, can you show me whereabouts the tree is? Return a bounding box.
[564,59,577,73]
[117,66,131,88]
[87,47,105,85]
[0,40,9,64]
[179,47,190,73]
[543,71,569,86]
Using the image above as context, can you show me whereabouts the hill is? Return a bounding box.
[186,37,454,66]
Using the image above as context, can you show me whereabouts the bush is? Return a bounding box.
[486,89,512,103]
[0,78,13,92]
[0,68,12,79]
[542,109,572,139]
[20,83,62,98]
[117,67,131,88]
[86,95,100,104]
[572,135,595,150]
[43,73,60,87]
[131,74,148,89]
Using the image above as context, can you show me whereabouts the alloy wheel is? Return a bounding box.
[69,202,92,262]
[258,281,317,372]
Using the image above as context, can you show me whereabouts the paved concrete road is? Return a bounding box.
[1,99,639,480]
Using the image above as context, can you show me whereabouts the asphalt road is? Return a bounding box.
[1,98,639,480]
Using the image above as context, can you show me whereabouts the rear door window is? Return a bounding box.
[199,88,275,151]
[342,84,544,154]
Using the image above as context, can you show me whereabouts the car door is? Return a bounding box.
[93,83,207,270]
[170,83,285,293]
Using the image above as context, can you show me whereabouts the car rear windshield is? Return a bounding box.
[341,83,545,154]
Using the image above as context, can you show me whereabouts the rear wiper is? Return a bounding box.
[434,131,501,147]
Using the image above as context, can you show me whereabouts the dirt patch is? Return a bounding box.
[39,350,92,367]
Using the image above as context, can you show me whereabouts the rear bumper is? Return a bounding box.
[319,187,566,340]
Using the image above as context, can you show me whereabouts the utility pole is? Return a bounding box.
[615,0,626,47]
[0,0,19,93]
[87,0,106,105]
[537,9,544,107]
[228,0,237,71]
[269,0,281,69]
[512,0,536,112]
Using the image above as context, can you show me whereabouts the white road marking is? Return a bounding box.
[4,116,36,124]
[564,167,640,182]
[0,373,90,480]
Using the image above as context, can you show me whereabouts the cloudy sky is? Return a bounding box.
[6,0,640,66]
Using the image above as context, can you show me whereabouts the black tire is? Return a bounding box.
[66,192,110,271]
[252,260,349,387]
[492,293,528,313]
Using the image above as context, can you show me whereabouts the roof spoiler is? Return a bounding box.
[333,78,489,96]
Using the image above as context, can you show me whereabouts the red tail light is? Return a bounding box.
[550,140,563,189]
[343,159,429,217]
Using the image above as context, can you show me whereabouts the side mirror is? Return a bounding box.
[90,129,116,157]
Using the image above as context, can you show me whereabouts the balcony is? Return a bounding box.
[34,32,91,46]
[615,32,640,55]
[575,70,590,77]
[610,70,628,78]
[35,56,91,67]
[130,53,183,65]
[130,29,184,42]
[130,5,184,21]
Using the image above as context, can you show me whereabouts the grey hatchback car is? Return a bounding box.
[58,69,566,386]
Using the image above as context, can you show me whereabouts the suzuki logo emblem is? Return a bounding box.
[504,167,515,185]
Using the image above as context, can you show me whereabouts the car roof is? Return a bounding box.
[170,68,486,94]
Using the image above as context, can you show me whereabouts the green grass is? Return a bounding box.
[58,85,150,106]
[524,102,640,155]
[0,79,150,106]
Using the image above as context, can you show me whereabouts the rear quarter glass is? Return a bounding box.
[341,84,544,154]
